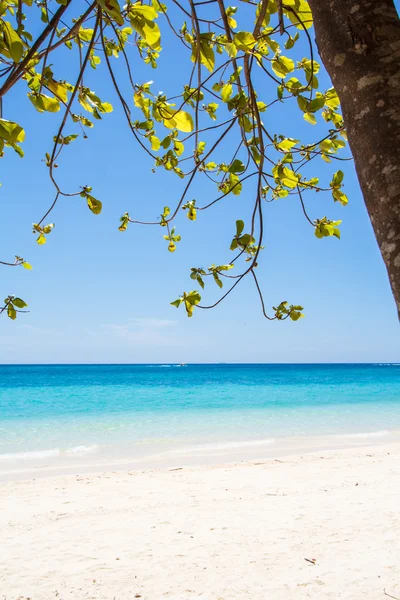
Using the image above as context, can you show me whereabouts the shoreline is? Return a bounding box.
[1,443,400,599]
[1,430,399,482]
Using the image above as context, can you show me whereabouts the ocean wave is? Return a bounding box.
[64,444,99,455]
[163,438,275,455]
[335,430,390,439]
[0,445,99,461]
[156,364,186,368]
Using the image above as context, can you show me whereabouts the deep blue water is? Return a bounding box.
[0,363,400,460]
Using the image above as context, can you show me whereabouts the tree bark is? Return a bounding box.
[307,0,400,317]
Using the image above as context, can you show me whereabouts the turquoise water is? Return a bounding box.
[1,364,400,465]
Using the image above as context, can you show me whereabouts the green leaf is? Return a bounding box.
[284,0,313,29]
[196,141,206,156]
[163,109,194,133]
[213,272,223,288]
[42,223,54,234]
[281,167,300,189]
[225,42,238,57]
[12,298,28,309]
[332,170,344,186]
[325,88,340,110]
[314,217,342,239]
[150,135,161,151]
[29,93,60,113]
[171,298,182,308]
[303,112,317,125]
[238,233,254,246]
[271,56,294,78]
[174,140,184,156]
[97,0,124,26]
[228,173,242,195]
[197,36,215,72]
[308,93,325,113]
[160,136,171,149]
[236,220,244,236]
[229,159,245,174]
[3,22,24,63]
[0,119,25,143]
[7,303,17,320]
[296,95,308,112]
[130,3,157,20]
[284,32,299,50]
[119,213,130,231]
[277,138,298,152]
[332,189,348,206]
[186,290,201,304]
[290,310,304,321]
[86,194,102,214]
[233,31,256,52]
[221,83,233,102]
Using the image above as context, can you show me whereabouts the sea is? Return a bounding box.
[1,363,400,477]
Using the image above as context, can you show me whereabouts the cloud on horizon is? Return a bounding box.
[101,317,180,346]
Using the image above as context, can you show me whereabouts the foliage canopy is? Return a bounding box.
[0,0,351,321]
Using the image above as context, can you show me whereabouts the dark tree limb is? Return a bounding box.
[308,0,400,317]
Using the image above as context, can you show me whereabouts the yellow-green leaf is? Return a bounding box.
[271,56,295,78]
[277,138,298,152]
[7,303,17,320]
[174,140,184,156]
[96,0,124,26]
[281,167,299,189]
[221,83,233,102]
[0,119,25,143]
[332,189,348,206]
[3,22,24,63]
[130,3,157,20]
[150,135,161,151]
[13,297,28,309]
[284,0,313,29]
[86,194,102,214]
[163,110,194,133]
[325,88,340,110]
[304,112,317,125]
[225,42,237,57]
[233,31,256,52]
[198,37,215,72]
[29,93,60,113]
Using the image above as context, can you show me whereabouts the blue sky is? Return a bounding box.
[1,3,399,363]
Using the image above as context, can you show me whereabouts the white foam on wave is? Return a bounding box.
[0,448,61,461]
[65,444,99,456]
[163,438,275,456]
[336,430,390,439]
[0,445,99,461]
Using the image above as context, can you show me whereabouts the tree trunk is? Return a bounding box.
[307,0,400,317]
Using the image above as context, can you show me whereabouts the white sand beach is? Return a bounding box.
[1,443,400,600]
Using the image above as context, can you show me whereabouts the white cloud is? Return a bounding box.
[101,318,180,346]
[128,318,176,329]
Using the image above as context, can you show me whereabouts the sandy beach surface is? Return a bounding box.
[1,443,400,600]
